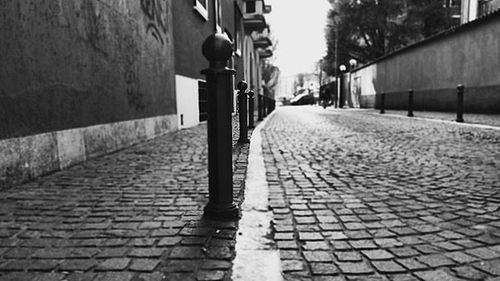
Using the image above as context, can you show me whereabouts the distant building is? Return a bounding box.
[461,0,500,23]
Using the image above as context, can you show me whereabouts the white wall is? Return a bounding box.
[461,0,478,23]
[175,75,201,129]
[354,64,377,98]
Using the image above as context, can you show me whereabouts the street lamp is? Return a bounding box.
[347,59,357,108]
[338,64,346,108]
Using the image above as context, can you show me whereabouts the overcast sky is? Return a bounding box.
[265,0,332,77]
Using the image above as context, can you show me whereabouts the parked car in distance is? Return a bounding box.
[290,92,315,105]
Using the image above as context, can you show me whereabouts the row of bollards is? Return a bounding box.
[201,33,239,220]
[237,82,250,144]
[248,91,255,129]
[236,81,273,143]
[456,84,464,123]
[200,32,276,220]
[379,84,465,123]
[407,89,414,117]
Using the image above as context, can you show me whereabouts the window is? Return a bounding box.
[194,0,208,21]
[246,1,256,13]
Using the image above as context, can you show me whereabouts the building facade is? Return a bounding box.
[0,0,177,186]
[0,0,273,185]
[173,0,273,129]
[462,0,500,22]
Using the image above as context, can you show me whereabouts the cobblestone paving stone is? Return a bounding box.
[0,117,251,281]
[262,106,500,280]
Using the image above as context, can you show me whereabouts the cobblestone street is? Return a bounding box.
[1,106,500,281]
[0,119,250,281]
[263,106,500,280]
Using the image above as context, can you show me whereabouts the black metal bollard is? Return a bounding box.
[200,33,239,220]
[262,95,267,117]
[380,92,385,114]
[408,89,414,117]
[263,96,268,117]
[257,94,263,121]
[248,90,255,129]
[237,81,250,144]
[456,84,464,123]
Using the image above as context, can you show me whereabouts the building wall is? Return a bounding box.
[172,0,215,80]
[355,14,500,113]
[0,0,177,185]
[353,64,377,108]
[172,0,244,128]
[233,1,246,88]
[462,0,500,23]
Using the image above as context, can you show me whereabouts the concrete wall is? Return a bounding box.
[355,14,500,113]
[0,0,177,185]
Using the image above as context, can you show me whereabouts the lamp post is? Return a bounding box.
[339,64,346,108]
[348,59,357,108]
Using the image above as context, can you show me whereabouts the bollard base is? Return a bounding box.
[456,118,464,123]
[248,125,255,129]
[204,202,240,220]
[408,113,414,117]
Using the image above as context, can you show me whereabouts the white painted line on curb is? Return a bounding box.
[232,111,283,281]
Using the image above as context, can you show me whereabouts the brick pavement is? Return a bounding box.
[0,117,251,281]
[262,106,500,280]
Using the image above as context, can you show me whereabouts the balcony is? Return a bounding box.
[243,0,270,33]
[253,36,272,49]
[258,48,273,58]
[243,14,268,33]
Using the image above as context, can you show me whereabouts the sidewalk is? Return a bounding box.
[0,117,252,281]
[366,109,500,128]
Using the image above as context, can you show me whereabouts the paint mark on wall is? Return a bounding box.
[140,0,168,45]
[83,0,107,56]
[122,32,144,111]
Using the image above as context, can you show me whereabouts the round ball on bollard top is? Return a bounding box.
[202,33,234,63]
[248,90,255,98]
[237,81,248,92]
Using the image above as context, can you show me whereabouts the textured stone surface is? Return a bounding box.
[0,117,251,280]
[262,107,500,279]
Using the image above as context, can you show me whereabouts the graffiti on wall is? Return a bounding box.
[122,32,144,111]
[140,0,168,45]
